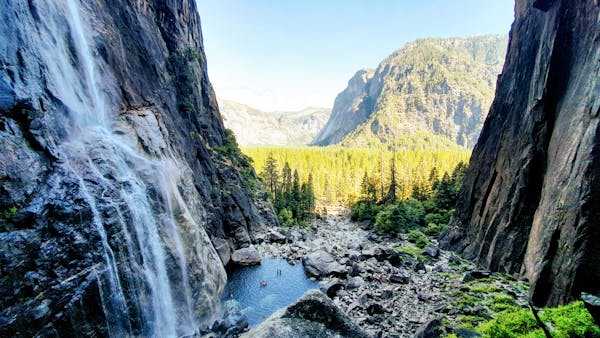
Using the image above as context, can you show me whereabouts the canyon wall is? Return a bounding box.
[0,0,275,336]
[441,0,600,306]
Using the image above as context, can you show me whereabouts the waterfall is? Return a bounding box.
[34,0,227,336]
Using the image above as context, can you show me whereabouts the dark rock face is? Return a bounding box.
[441,0,600,306]
[241,289,369,338]
[0,0,274,336]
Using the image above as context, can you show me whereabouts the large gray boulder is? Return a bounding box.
[302,250,347,278]
[582,293,600,325]
[231,246,261,266]
[241,289,369,338]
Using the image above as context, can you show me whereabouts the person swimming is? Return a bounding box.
[260,280,268,287]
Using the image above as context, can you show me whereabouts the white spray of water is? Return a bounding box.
[34,0,227,336]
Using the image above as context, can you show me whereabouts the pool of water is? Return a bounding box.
[221,258,318,326]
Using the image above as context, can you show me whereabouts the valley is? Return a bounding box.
[215,207,598,337]
[1,0,599,337]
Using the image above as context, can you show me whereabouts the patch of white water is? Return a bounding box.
[33,0,226,336]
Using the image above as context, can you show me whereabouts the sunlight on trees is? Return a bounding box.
[243,146,470,206]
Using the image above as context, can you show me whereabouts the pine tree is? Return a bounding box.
[282,162,292,194]
[261,153,279,195]
[429,166,440,190]
[307,173,315,214]
[291,169,300,216]
[451,161,468,190]
[383,150,397,204]
[434,172,457,210]
[360,171,377,202]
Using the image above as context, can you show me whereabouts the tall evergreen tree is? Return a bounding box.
[282,162,292,194]
[360,171,378,202]
[261,153,279,195]
[434,172,457,210]
[307,173,315,214]
[383,150,397,204]
[429,166,440,190]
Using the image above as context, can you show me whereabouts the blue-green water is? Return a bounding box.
[221,258,318,326]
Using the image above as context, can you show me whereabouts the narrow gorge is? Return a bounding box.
[1,0,599,337]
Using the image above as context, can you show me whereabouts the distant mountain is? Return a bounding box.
[219,99,331,146]
[312,35,508,149]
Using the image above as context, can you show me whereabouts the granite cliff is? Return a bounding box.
[0,0,275,336]
[313,35,507,149]
[441,0,600,306]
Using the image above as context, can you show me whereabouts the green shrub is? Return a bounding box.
[350,200,381,222]
[424,222,446,236]
[477,301,600,338]
[458,315,483,329]
[239,167,258,196]
[374,198,424,234]
[492,294,514,305]
[297,220,309,228]
[278,208,295,227]
[408,230,429,248]
[424,212,446,225]
[1,207,17,219]
[469,284,503,294]
[0,207,17,232]
[214,129,241,156]
[395,243,424,261]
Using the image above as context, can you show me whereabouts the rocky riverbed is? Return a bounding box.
[254,207,531,337]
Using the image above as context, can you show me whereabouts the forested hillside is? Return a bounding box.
[313,35,507,149]
[243,147,470,205]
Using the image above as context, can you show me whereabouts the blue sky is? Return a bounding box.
[197,0,515,111]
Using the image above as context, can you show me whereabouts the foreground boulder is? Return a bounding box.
[241,289,369,338]
[414,317,444,338]
[302,250,346,278]
[320,279,346,298]
[582,293,600,325]
[231,246,261,266]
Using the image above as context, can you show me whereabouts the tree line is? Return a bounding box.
[243,146,470,206]
[352,152,468,242]
[260,153,316,227]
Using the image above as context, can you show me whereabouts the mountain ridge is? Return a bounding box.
[219,98,330,146]
[313,34,508,149]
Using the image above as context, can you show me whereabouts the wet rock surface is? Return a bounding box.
[255,207,530,337]
[0,0,275,335]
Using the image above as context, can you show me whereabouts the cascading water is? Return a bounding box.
[34,0,227,336]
